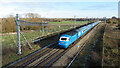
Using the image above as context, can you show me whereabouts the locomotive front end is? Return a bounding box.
[59,36,70,48]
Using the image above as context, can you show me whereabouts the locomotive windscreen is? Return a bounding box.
[61,38,67,41]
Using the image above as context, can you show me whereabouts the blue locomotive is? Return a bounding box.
[59,21,101,48]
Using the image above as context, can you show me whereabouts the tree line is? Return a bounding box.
[1,13,65,33]
[1,13,119,33]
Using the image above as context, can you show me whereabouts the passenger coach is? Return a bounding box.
[59,21,101,48]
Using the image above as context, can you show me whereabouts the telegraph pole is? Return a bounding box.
[74,16,76,28]
[16,14,21,55]
[42,20,44,32]
[86,17,88,23]
[46,21,47,32]
[104,17,106,24]
[97,17,99,21]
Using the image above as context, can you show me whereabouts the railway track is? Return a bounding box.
[6,42,57,67]
[5,24,96,68]
[19,45,59,67]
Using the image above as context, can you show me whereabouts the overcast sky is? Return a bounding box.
[0,0,119,18]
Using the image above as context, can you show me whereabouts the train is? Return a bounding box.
[59,21,101,48]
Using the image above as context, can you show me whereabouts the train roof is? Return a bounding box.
[65,30,78,36]
[62,21,101,36]
[76,21,101,32]
[75,26,87,32]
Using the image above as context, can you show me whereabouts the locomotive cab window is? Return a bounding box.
[61,38,67,41]
[60,37,70,41]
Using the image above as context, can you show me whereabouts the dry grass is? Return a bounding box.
[103,23,119,66]
[71,23,105,66]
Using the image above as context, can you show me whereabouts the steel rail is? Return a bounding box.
[44,48,68,66]
[37,49,64,66]
[6,42,57,67]
[34,49,62,66]
[18,45,58,67]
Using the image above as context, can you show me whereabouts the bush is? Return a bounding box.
[2,15,17,33]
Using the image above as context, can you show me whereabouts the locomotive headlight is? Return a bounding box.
[79,32,81,36]
[68,38,70,41]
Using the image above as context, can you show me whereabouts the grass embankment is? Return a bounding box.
[2,21,87,47]
[103,24,119,66]
[71,23,105,66]
[2,21,87,66]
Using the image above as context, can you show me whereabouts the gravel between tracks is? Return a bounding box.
[28,48,60,66]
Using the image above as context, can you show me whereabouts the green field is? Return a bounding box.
[49,21,87,24]
[2,21,87,47]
